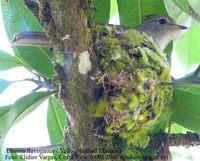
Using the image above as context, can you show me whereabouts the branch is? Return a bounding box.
[170,132,200,146]
[12,76,58,91]
[149,132,200,148]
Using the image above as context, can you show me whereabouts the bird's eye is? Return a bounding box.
[159,18,167,24]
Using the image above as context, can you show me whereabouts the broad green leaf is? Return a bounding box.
[47,96,66,144]
[172,89,200,134]
[164,0,184,20]
[0,0,54,78]
[110,0,118,20]
[0,91,54,160]
[0,50,22,71]
[172,0,200,22]
[93,0,110,23]
[0,105,11,121]
[0,79,12,94]
[175,86,200,96]
[175,24,200,71]
[0,105,10,158]
[0,91,55,141]
[47,97,66,161]
[169,123,192,134]
[117,0,168,26]
[1,0,43,39]
[14,46,54,78]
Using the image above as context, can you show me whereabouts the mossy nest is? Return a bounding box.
[93,26,173,148]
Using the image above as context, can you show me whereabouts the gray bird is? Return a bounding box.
[10,15,187,50]
[136,15,187,50]
[10,31,49,47]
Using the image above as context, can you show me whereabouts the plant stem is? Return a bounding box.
[160,82,200,88]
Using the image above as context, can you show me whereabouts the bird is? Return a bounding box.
[10,31,49,47]
[136,15,187,50]
[10,15,187,51]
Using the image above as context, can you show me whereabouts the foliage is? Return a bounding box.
[172,0,200,21]
[176,24,200,69]
[0,0,54,78]
[47,96,66,144]
[0,0,200,160]
[172,88,200,134]
[0,50,23,71]
[117,0,168,26]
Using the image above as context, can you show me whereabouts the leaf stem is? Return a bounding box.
[160,82,200,88]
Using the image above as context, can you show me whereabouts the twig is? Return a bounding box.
[150,132,200,148]
[160,82,200,88]
[170,132,200,147]
[12,77,58,91]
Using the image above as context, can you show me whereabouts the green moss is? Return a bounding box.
[128,93,139,110]
[123,29,146,45]
[102,37,120,46]
[93,26,173,148]
[94,98,108,117]
[112,95,127,112]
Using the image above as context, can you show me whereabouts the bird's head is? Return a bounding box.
[137,15,188,50]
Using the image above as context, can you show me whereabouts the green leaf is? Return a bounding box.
[117,0,168,26]
[175,24,200,71]
[169,123,192,134]
[172,0,200,22]
[47,97,66,161]
[172,89,200,134]
[0,105,11,122]
[0,91,55,160]
[0,79,12,94]
[0,91,54,141]
[164,0,188,20]
[110,0,118,19]
[47,96,66,144]
[176,86,200,96]
[14,46,54,78]
[93,0,110,23]
[0,0,43,39]
[0,50,22,71]
[0,0,54,78]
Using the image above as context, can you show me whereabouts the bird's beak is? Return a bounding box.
[169,23,188,31]
[176,25,188,30]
